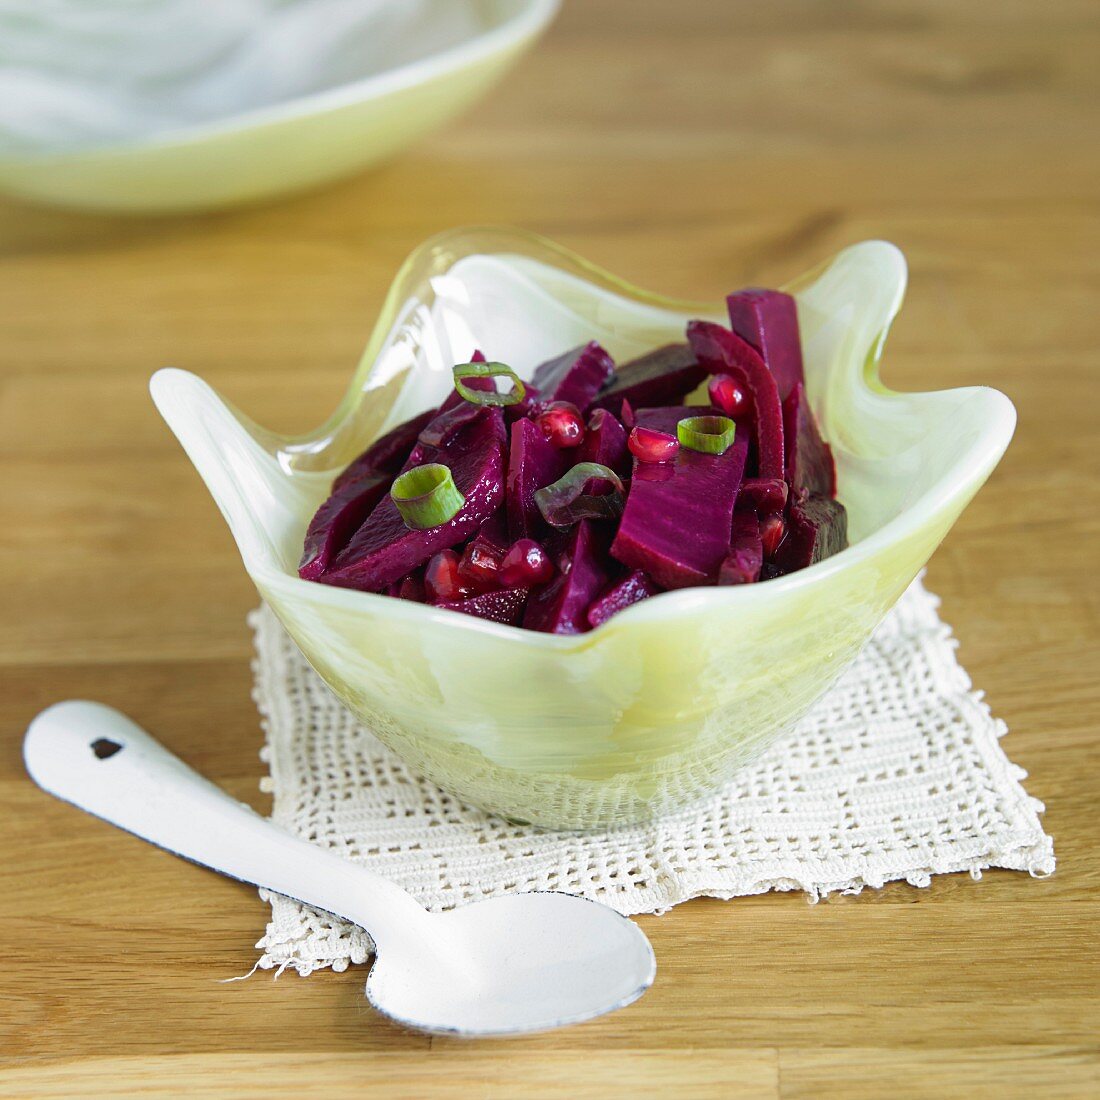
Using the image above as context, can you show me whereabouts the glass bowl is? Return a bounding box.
[0,1,559,213]
[151,227,1015,829]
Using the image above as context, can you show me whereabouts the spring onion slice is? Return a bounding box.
[677,414,737,455]
[452,361,526,407]
[390,463,465,529]
[534,462,625,528]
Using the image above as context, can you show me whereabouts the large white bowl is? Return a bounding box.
[0,1,558,213]
[152,228,1016,829]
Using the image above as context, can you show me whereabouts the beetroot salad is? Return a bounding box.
[299,288,847,633]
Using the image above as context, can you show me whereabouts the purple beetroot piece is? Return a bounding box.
[719,512,763,585]
[688,320,785,480]
[299,470,392,580]
[612,441,748,589]
[435,587,530,626]
[586,570,660,628]
[321,408,506,592]
[333,409,435,489]
[578,407,630,475]
[736,477,789,515]
[506,417,568,540]
[726,289,804,402]
[632,405,713,437]
[773,493,848,572]
[782,382,837,498]
[532,341,615,412]
[523,521,615,634]
[591,344,705,414]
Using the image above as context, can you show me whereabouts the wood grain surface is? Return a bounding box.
[1,2,1098,1096]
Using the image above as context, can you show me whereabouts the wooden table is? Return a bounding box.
[2,2,1097,1096]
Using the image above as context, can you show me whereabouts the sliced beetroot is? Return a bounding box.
[736,477,789,515]
[299,470,392,580]
[611,441,748,589]
[334,409,435,489]
[506,417,568,540]
[688,320,785,479]
[322,408,506,592]
[726,289,804,402]
[532,341,615,411]
[591,344,705,414]
[773,494,848,572]
[579,407,629,475]
[782,381,837,498]
[719,512,763,585]
[435,586,530,626]
[632,405,712,437]
[523,521,615,634]
[416,399,484,448]
[586,570,659,628]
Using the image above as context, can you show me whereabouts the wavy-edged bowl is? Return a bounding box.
[151,227,1015,828]
[0,1,558,214]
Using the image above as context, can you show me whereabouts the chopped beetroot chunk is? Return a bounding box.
[506,417,568,540]
[591,344,705,414]
[726,289,804,402]
[299,470,392,580]
[612,441,748,589]
[632,405,712,437]
[416,399,484,449]
[524,521,614,634]
[586,570,659,628]
[782,382,837,498]
[773,494,848,572]
[579,407,630,475]
[719,512,763,585]
[532,341,615,412]
[321,408,506,592]
[334,409,435,489]
[736,477,789,515]
[687,320,785,479]
[435,586,530,626]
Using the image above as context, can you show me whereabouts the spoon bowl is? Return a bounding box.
[370,892,654,1036]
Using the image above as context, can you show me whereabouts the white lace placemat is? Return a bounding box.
[249,577,1054,976]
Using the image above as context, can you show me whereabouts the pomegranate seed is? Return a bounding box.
[628,426,680,464]
[499,539,555,588]
[535,401,585,449]
[397,572,426,602]
[457,541,504,592]
[759,513,786,559]
[708,373,752,418]
[424,549,471,602]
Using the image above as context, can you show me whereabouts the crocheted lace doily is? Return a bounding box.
[249,577,1054,976]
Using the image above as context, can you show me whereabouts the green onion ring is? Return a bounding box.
[534,462,625,528]
[390,463,465,529]
[677,414,737,455]
[452,361,526,407]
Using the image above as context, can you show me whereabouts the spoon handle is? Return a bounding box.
[23,700,428,943]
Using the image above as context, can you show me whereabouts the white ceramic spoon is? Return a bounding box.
[23,700,655,1036]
